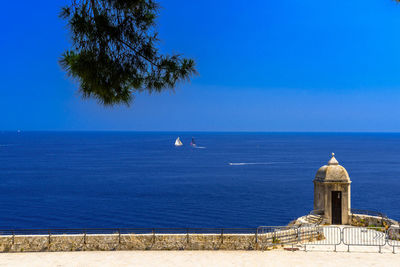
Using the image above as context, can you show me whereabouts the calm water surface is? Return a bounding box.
[0,132,399,229]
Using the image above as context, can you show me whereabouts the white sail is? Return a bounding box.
[175,137,183,146]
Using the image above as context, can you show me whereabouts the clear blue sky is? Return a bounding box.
[2,0,400,131]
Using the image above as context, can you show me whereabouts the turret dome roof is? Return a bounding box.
[314,153,350,183]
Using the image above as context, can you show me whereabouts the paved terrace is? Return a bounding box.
[0,250,399,267]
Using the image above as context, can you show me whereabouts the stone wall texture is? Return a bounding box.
[0,228,322,252]
[351,214,398,229]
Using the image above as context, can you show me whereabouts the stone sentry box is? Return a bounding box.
[313,153,351,225]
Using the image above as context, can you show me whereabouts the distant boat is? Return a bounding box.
[190,137,196,147]
[175,137,183,147]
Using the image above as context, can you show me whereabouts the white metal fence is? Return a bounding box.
[257,225,400,253]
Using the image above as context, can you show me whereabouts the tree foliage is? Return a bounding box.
[60,0,196,105]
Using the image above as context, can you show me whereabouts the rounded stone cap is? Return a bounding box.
[314,153,350,183]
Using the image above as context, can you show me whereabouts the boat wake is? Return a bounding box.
[194,146,206,149]
[229,162,274,166]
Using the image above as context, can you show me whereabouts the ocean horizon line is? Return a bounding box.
[3,130,400,134]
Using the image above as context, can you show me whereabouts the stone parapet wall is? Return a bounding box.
[0,228,322,252]
[351,214,399,229]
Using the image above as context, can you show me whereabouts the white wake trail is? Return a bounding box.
[229,162,274,166]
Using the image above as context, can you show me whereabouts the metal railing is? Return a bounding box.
[387,226,400,253]
[351,209,388,219]
[342,226,386,253]
[0,226,399,253]
[310,209,324,216]
[300,226,341,251]
[258,225,400,253]
[351,209,390,227]
[0,228,257,236]
[305,210,324,225]
[257,226,299,249]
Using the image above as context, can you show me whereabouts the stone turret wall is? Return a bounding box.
[0,228,322,252]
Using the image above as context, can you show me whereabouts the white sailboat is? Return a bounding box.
[174,137,183,146]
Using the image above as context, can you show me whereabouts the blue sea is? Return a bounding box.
[0,132,399,229]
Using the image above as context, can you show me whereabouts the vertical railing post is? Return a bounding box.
[297,227,301,244]
[48,230,51,245]
[384,229,388,252]
[152,228,155,244]
[255,228,258,243]
[186,228,189,244]
[255,228,258,251]
[340,228,343,246]
[292,234,295,252]
[118,229,121,245]
[84,229,86,245]
[12,231,14,245]
[221,229,224,244]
